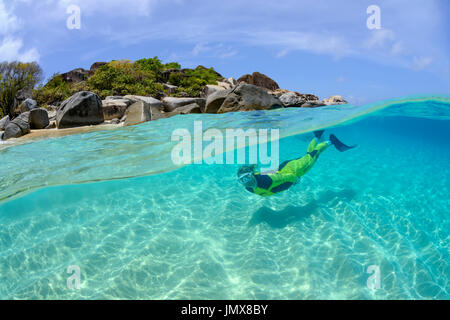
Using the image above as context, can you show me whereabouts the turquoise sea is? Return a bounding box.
[0,96,449,299]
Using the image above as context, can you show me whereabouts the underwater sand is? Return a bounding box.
[0,97,449,299]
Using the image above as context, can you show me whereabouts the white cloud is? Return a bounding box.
[0,1,20,35]
[219,50,238,59]
[248,30,354,58]
[0,1,39,62]
[192,43,237,59]
[192,43,210,56]
[363,27,438,71]
[365,29,396,49]
[55,0,162,16]
[391,41,407,56]
[0,37,40,62]
[276,49,289,58]
[412,56,433,70]
[3,0,447,72]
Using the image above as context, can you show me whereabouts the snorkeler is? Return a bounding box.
[237,131,356,197]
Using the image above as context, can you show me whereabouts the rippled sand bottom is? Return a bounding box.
[0,123,121,150]
[0,117,448,299]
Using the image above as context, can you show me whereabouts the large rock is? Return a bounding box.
[120,96,165,121]
[56,91,104,129]
[225,78,237,87]
[176,103,202,114]
[105,96,125,101]
[123,95,163,111]
[204,89,232,113]
[0,115,10,131]
[201,85,226,98]
[89,62,107,76]
[154,90,168,101]
[29,108,50,129]
[163,84,178,94]
[165,103,202,118]
[162,97,206,112]
[217,81,233,90]
[123,101,151,126]
[323,95,348,105]
[47,110,57,120]
[279,92,303,108]
[102,98,134,120]
[2,112,30,140]
[15,87,32,101]
[268,89,291,98]
[61,68,90,84]
[237,72,280,91]
[17,98,38,113]
[279,92,321,108]
[301,101,326,108]
[12,88,33,115]
[149,107,167,121]
[217,84,283,114]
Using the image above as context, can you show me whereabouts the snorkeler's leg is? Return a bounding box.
[279,138,329,177]
[314,141,331,156]
[292,141,330,176]
[278,139,317,172]
[307,138,318,153]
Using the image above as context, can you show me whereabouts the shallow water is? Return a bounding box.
[0,96,449,299]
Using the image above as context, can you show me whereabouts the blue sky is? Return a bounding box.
[1,0,449,104]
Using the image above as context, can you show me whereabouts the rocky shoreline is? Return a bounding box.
[0,66,347,142]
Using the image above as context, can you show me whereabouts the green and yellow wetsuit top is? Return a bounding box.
[246,139,330,197]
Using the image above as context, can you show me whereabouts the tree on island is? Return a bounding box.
[0,61,43,117]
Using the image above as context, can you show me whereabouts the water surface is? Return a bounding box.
[0,96,449,299]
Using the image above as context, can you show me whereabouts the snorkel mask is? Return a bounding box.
[238,172,254,185]
[237,165,257,187]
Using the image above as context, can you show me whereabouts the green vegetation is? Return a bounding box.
[135,57,181,73]
[34,73,73,107]
[33,57,220,106]
[0,61,43,117]
[169,66,220,97]
[86,60,164,98]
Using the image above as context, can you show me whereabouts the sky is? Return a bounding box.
[0,0,449,104]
